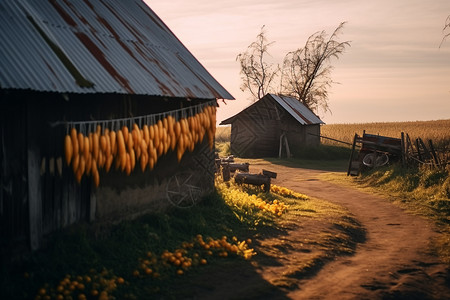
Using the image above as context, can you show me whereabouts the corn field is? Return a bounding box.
[321,119,450,148]
[216,126,232,143]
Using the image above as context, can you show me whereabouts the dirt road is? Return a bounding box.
[176,161,449,299]
[250,160,450,299]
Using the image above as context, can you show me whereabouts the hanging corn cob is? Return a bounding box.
[63,102,217,187]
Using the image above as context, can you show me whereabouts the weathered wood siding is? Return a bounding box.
[1,91,215,256]
[95,139,214,223]
[230,118,279,157]
[228,96,321,157]
[284,118,321,151]
[0,99,29,258]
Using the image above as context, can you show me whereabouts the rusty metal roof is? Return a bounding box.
[220,93,324,125]
[270,94,324,125]
[0,0,234,100]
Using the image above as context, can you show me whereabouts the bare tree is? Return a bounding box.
[236,26,279,102]
[281,22,350,113]
[440,15,450,48]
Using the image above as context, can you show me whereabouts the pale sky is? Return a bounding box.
[147,0,450,124]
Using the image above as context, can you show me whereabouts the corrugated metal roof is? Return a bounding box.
[270,94,324,125]
[220,93,324,125]
[0,0,234,100]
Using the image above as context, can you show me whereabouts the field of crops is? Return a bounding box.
[216,125,231,143]
[320,119,450,148]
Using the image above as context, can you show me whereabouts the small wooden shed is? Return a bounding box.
[220,94,324,158]
[0,0,233,255]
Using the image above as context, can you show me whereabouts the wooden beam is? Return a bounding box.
[400,132,405,166]
[428,139,441,166]
[27,101,42,251]
[234,173,271,192]
[347,133,358,176]
[308,132,354,146]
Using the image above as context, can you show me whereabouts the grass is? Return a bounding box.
[215,126,231,143]
[321,162,450,263]
[1,191,252,299]
[1,176,362,300]
[356,164,450,264]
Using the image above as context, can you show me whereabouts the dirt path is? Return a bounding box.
[175,161,449,299]
[250,161,450,299]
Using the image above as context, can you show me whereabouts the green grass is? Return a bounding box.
[291,144,351,160]
[1,191,254,300]
[215,141,231,157]
[1,178,362,300]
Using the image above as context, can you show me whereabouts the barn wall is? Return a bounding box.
[230,117,279,158]
[1,90,216,257]
[94,139,214,224]
[0,97,30,258]
[305,125,321,146]
[285,122,321,150]
[228,97,321,158]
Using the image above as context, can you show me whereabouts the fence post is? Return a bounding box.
[400,132,405,167]
[428,139,440,167]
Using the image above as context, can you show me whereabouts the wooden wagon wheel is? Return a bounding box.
[166,172,203,208]
[363,153,389,167]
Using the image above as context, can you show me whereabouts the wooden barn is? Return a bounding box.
[0,0,233,256]
[220,93,324,158]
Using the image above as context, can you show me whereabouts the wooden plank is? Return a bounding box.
[222,164,231,182]
[89,191,96,222]
[234,173,271,192]
[347,133,358,176]
[278,133,283,158]
[401,132,405,166]
[27,100,43,251]
[307,132,354,146]
[418,138,431,160]
[28,147,42,251]
[415,139,423,162]
[349,161,360,176]
[284,134,291,158]
[222,163,249,173]
[404,133,413,163]
[360,140,402,151]
[428,139,441,166]
[262,169,277,179]
[61,171,70,227]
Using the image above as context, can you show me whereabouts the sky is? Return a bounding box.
[147,0,450,124]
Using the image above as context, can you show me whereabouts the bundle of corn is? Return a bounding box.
[64,105,216,187]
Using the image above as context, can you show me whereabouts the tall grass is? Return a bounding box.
[321,119,450,148]
[216,125,231,143]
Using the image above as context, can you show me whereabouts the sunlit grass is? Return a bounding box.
[215,125,231,143]
[320,164,450,263]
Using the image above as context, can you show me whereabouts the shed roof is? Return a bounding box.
[220,93,324,125]
[0,0,233,100]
